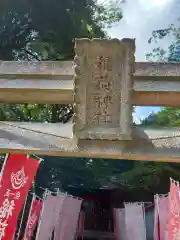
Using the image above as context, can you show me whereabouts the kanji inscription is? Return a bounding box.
[74,38,135,140]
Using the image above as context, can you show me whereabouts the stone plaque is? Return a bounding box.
[74,38,135,140]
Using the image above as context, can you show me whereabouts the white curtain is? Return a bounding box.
[35,195,65,240]
[36,195,57,240]
[54,196,82,240]
[124,203,146,240]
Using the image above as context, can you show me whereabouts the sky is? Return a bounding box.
[106,0,179,123]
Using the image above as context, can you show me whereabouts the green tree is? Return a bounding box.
[136,106,180,196]
[35,156,134,194]
[0,0,122,61]
[146,20,180,61]
[143,18,180,128]
[0,0,122,124]
[0,0,131,196]
[123,19,180,196]
[140,108,180,127]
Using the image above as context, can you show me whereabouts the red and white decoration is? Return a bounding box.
[23,199,42,240]
[0,154,40,240]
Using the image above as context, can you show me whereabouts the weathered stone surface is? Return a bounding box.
[1,122,180,162]
[74,38,135,140]
[0,61,73,77]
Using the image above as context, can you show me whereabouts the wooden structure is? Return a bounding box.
[1,38,180,162]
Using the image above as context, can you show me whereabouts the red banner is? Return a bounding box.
[23,199,42,240]
[0,154,40,240]
[168,181,180,239]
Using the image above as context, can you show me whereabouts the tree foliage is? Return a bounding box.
[129,19,180,195]
[35,157,135,194]
[0,0,122,61]
[140,108,180,127]
[137,106,180,195]
[146,20,180,61]
[0,0,122,124]
[0,0,136,196]
[143,18,180,129]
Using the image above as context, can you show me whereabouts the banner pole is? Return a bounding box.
[0,153,9,186]
[35,188,48,240]
[57,188,60,195]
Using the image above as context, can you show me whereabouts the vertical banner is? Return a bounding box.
[0,154,40,240]
[23,199,42,240]
[52,195,66,233]
[168,179,180,240]
[154,195,159,240]
[113,208,127,240]
[54,196,73,240]
[124,203,146,240]
[36,195,64,240]
[159,196,169,240]
[63,197,82,240]
[54,196,82,240]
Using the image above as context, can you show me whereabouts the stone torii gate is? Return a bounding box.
[0,38,180,162]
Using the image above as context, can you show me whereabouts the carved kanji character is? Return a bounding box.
[103,96,112,104]
[96,56,112,71]
[100,81,110,91]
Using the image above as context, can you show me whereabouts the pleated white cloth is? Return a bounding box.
[36,195,65,240]
[158,196,169,240]
[114,208,127,240]
[124,203,146,240]
[36,195,57,240]
[54,196,82,240]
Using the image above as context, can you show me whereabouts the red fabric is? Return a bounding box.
[23,199,42,240]
[168,182,180,239]
[0,154,40,240]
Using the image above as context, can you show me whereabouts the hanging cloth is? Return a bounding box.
[124,202,146,240]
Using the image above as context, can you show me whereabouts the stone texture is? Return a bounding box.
[1,122,180,162]
[73,38,135,140]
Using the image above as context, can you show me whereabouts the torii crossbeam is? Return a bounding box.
[0,38,180,162]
